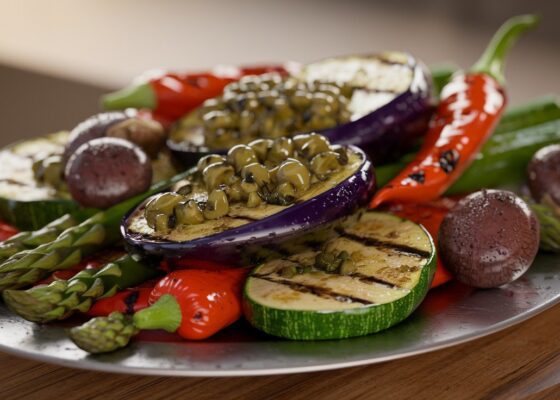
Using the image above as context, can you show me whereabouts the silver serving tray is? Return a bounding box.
[1,253,559,377]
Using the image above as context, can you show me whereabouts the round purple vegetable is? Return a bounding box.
[527,144,560,209]
[439,189,540,288]
[65,137,152,209]
[122,145,374,264]
[167,52,433,166]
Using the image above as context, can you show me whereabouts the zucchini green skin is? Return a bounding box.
[0,131,80,230]
[0,198,79,231]
[243,216,436,341]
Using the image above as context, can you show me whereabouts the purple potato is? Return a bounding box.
[439,189,540,288]
[527,144,560,208]
[63,111,132,166]
[65,137,152,209]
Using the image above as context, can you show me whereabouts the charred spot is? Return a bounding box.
[439,149,460,173]
[124,291,140,314]
[408,170,425,184]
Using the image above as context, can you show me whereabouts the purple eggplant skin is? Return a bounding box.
[122,145,375,265]
[167,52,434,167]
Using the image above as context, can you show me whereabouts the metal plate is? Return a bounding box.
[1,253,559,377]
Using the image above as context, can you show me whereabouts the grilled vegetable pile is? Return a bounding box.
[2,13,558,355]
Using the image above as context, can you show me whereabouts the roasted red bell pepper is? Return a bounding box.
[386,198,459,288]
[371,15,538,208]
[87,282,155,317]
[102,63,296,122]
[147,268,248,340]
[0,221,18,242]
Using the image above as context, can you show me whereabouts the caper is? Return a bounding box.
[227,144,258,172]
[279,265,297,278]
[248,138,273,162]
[202,162,235,190]
[276,159,311,193]
[292,134,312,151]
[267,137,294,165]
[204,189,229,219]
[197,154,226,173]
[315,252,339,272]
[145,193,184,229]
[310,151,341,179]
[276,182,296,205]
[175,200,205,225]
[247,191,262,208]
[299,133,331,159]
[241,163,270,186]
[239,110,255,135]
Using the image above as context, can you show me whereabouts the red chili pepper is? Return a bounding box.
[0,221,18,241]
[147,268,248,340]
[371,15,538,208]
[102,63,296,122]
[87,282,155,317]
[386,198,459,288]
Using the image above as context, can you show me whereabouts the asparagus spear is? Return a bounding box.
[0,213,84,262]
[70,294,180,354]
[2,253,160,323]
[0,170,190,291]
[529,202,560,253]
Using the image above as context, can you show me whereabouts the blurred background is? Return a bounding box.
[0,0,559,146]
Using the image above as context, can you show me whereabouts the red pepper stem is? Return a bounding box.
[471,14,539,85]
[132,294,181,332]
[101,82,156,110]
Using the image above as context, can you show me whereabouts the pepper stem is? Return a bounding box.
[471,14,539,85]
[101,82,156,110]
[132,294,182,332]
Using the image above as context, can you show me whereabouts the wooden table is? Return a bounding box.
[2,303,560,399]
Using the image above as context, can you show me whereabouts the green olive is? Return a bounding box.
[203,110,236,130]
[299,133,331,159]
[247,191,262,208]
[145,193,184,229]
[310,151,341,179]
[331,145,349,165]
[290,91,312,109]
[276,159,311,193]
[239,110,255,135]
[204,189,229,219]
[175,182,193,196]
[202,162,235,190]
[227,144,258,172]
[224,179,244,202]
[175,200,205,225]
[248,138,273,162]
[197,154,226,173]
[154,213,170,233]
[292,134,312,151]
[266,137,294,165]
[241,163,270,186]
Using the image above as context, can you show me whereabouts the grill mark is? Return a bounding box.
[124,290,140,314]
[349,272,401,289]
[253,275,374,305]
[335,227,431,259]
[0,178,32,187]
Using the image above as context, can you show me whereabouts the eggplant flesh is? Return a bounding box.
[168,51,433,166]
[123,146,374,263]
